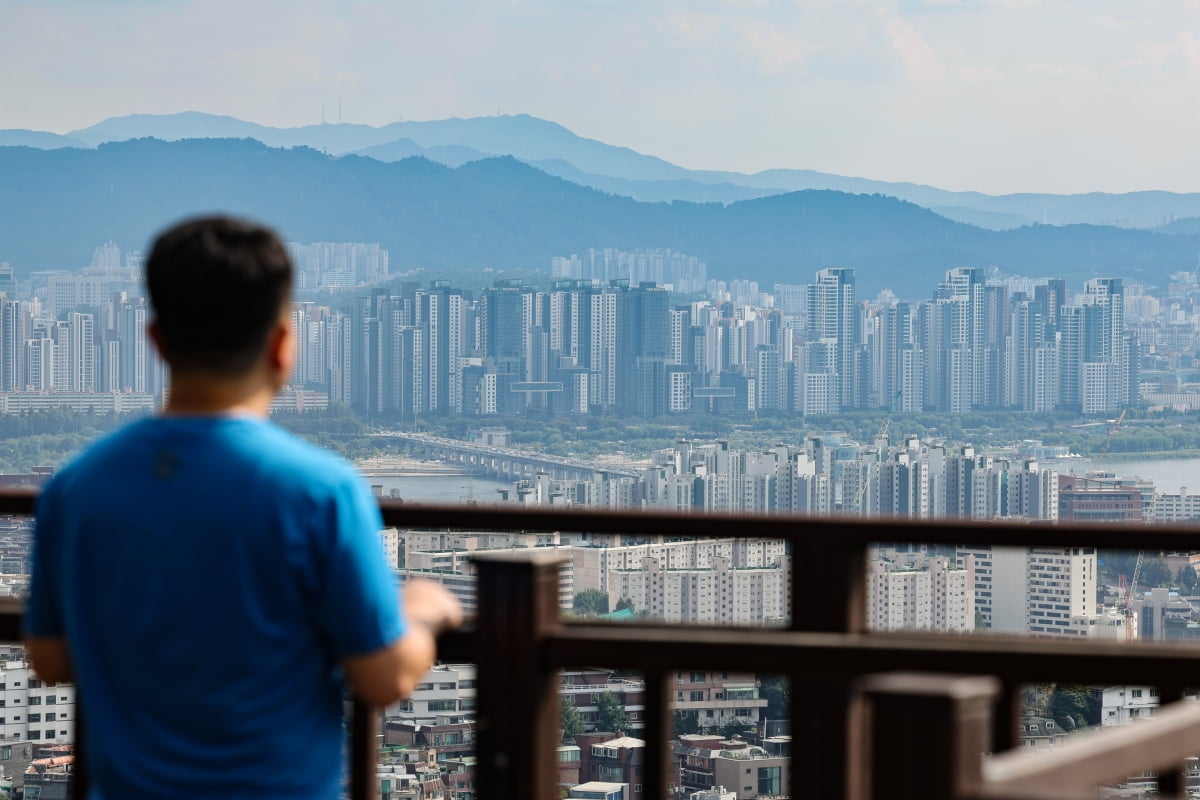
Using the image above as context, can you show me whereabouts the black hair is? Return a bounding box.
[146,216,292,376]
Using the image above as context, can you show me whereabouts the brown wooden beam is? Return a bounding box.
[472,551,565,800]
[545,626,1200,687]
[983,698,1200,795]
[857,673,997,800]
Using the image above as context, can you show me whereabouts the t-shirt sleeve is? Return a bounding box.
[25,479,64,639]
[312,475,406,657]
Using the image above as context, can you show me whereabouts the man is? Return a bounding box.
[24,216,461,798]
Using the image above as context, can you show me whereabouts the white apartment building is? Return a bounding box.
[0,662,74,745]
[1092,685,1159,726]
[956,546,1027,632]
[379,528,399,570]
[1027,547,1097,638]
[957,546,1100,639]
[1150,489,1200,522]
[606,556,790,625]
[671,672,767,733]
[867,550,974,632]
[570,538,787,596]
[387,664,476,726]
[399,545,576,615]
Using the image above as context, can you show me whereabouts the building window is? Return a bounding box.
[27,697,39,706]
[27,715,39,723]
[27,732,37,741]
[758,766,783,796]
[43,697,54,706]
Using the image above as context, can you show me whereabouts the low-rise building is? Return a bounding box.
[1017,715,1069,749]
[576,735,645,800]
[561,670,646,734]
[1091,686,1160,726]
[670,672,767,734]
[387,664,476,727]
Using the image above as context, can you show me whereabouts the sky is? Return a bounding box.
[2,0,1200,195]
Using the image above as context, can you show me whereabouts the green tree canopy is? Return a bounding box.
[560,695,585,743]
[573,589,609,616]
[596,691,630,735]
[673,710,701,737]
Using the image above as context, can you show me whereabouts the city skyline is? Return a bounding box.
[4,1,1200,194]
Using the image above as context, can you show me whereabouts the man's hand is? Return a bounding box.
[342,579,462,707]
[403,579,463,636]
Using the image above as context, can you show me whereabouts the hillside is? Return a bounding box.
[1,138,1197,296]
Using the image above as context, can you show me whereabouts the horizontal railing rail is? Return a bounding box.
[1,488,1199,799]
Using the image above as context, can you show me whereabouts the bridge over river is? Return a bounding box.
[373,432,640,482]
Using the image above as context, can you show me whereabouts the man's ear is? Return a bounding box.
[147,320,168,362]
[267,316,295,382]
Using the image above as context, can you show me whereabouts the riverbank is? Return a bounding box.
[355,456,473,477]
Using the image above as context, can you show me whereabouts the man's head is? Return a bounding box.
[146,216,293,378]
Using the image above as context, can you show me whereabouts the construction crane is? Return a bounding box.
[1094,408,1128,469]
[1122,552,1145,643]
[1093,409,1141,642]
[856,390,902,513]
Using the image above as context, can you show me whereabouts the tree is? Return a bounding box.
[596,691,630,735]
[673,710,701,737]
[560,695,585,743]
[1049,684,1095,730]
[615,597,634,612]
[1179,565,1200,595]
[573,589,610,616]
[718,720,755,740]
[1140,556,1172,590]
[759,676,789,720]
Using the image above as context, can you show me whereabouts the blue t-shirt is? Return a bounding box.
[25,416,405,800]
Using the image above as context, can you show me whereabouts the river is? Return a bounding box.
[1064,457,1200,494]
[360,472,514,504]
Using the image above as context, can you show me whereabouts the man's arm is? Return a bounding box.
[341,579,462,707]
[25,636,71,685]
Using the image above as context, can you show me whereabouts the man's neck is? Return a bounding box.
[162,372,277,419]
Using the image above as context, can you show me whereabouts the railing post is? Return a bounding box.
[349,699,379,800]
[1157,684,1186,796]
[641,670,673,800]
[856,673,999,800]
[991,680,1023,754]
[789,541,867,800]
[473,551,565,800]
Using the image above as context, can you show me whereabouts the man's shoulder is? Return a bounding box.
[52,417,360,494]
[249,422,362,486]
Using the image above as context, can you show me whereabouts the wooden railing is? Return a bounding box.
[4,490,1200,799]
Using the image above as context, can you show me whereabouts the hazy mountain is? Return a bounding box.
[2,138,1197,296]
[931,206,1032,230]
[514,159,781,204]
[1154,217,1200,236]
[0,130,89,149]
[57,111,1200,230]
[67,111,267,146]
[354,139,493,168]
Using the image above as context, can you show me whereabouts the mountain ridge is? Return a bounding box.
[1,137,1197,296]
[39,111,1200,229]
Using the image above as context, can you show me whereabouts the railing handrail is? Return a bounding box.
[6,487,1200,799]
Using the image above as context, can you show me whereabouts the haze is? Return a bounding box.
[2,0,1199,195]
